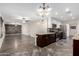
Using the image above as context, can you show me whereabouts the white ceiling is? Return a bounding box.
[0,3,79,23]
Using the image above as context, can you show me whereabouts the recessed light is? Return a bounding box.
[55,12,58,15]
[65,8,71,13]
[22,18,26,20]
[16,16,30,21]
[22,17,29,20]
[72,17,75,19]
[47,8,52,11]
[65,8,70,12]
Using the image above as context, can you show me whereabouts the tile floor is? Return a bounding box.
[0,34,73,56]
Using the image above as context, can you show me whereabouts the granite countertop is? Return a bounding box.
[72,34,79,40]
[36,32,56,35]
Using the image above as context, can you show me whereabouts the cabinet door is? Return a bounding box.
[49,34,56,43]
[73,40,79,56]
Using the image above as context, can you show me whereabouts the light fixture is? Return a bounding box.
[37,3,52,17]
[65,8,70,12]
[16,16,31,23]
[65,8,71,13]
[22,17,30,23]
[55,12,58,15]
[22,20,26,23]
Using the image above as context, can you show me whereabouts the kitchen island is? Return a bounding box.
[36,31,63,47]
[36,32,56,47]
[73,34,79,56]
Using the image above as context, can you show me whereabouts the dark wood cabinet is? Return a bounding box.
[36,31,64,47]
[36,33,56,47]
[56,31,64,40]
[73,40,79,56]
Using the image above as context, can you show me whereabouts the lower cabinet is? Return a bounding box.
[36,33,56,47]
[73,40,79,56]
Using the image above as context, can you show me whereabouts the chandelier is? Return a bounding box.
[37,3,52,17]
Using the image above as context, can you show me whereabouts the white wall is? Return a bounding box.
[76,21,79,35]
[22,19,47,37]
[77,23,79,34]
[64,20,78,36]
[48,17,52,28]
[0,22,5,49]
[29,20,47,37]
[48,17,62,28]
[22,23,30,35]
[22,17,62,37]
[66,24,70,37]
[69,23,77,36]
